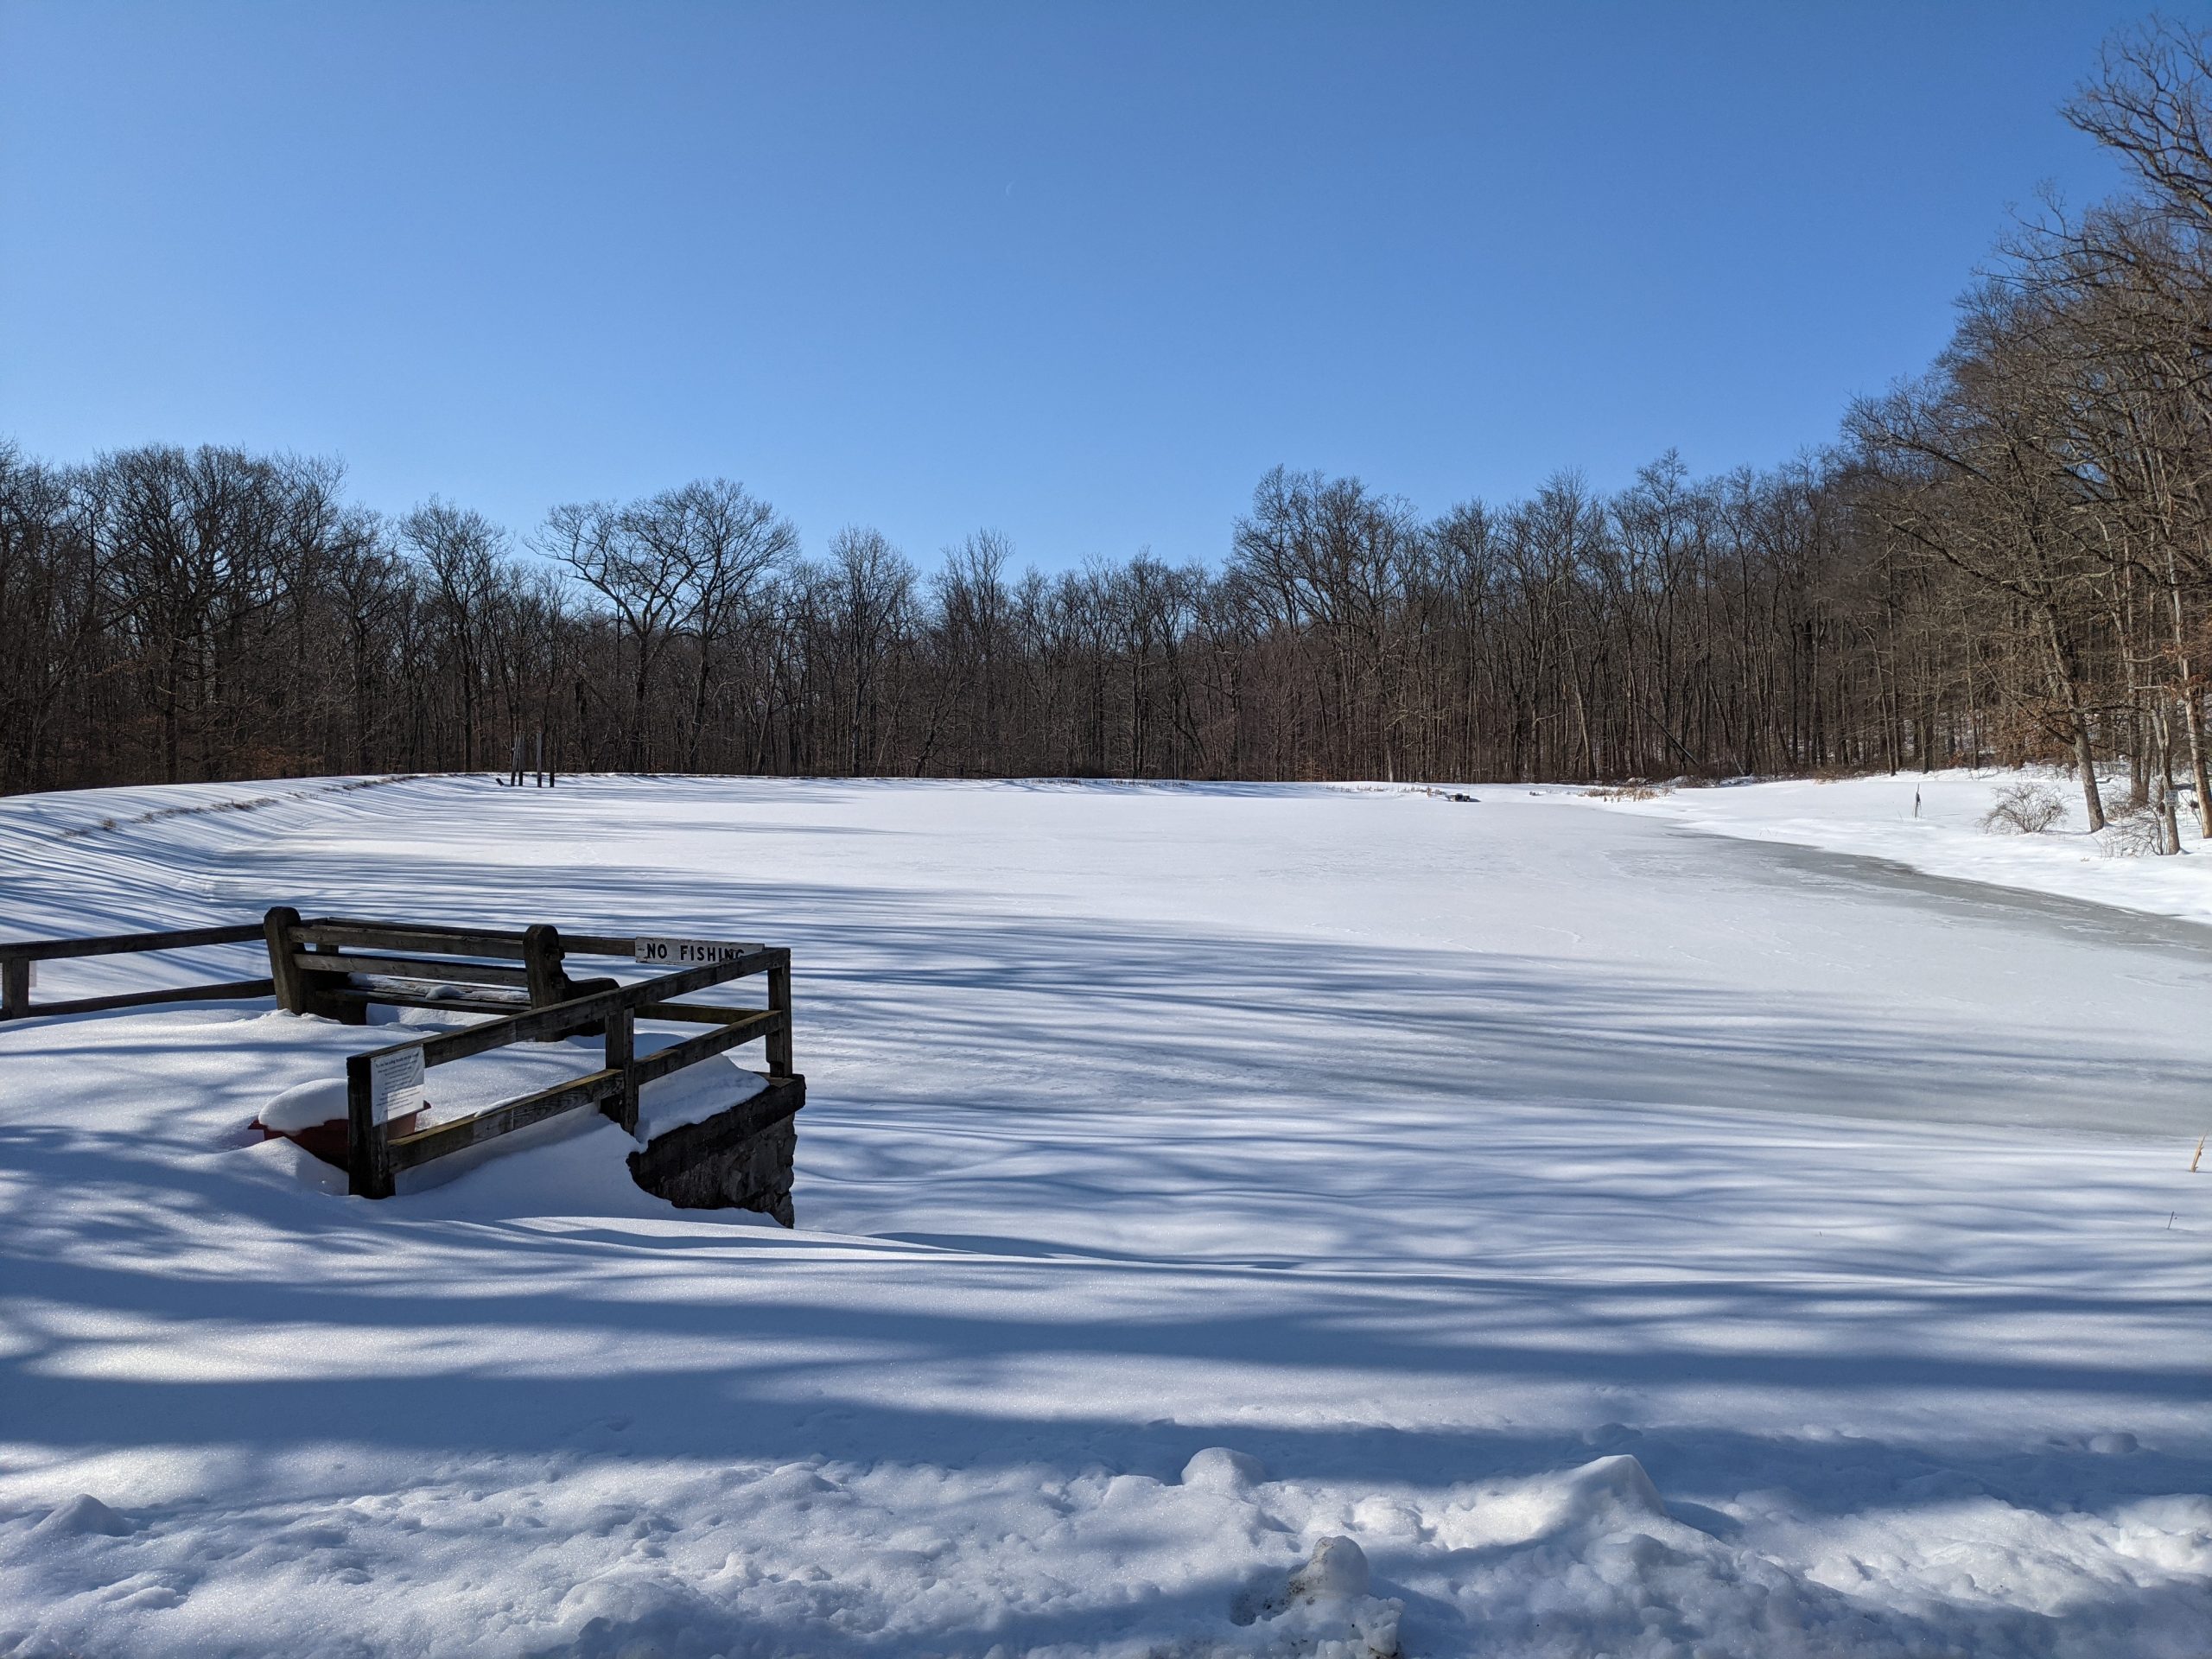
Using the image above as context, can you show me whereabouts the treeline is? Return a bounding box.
[3,22,2209,848]
[1840,23,2212,849]
[0,444,1916,793]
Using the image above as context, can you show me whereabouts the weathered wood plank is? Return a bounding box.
[634,999,769,1025]
[522,923,566,1007]
[385,1069,622,1170]
[1,957,29,1020]
[290,951,531,987]
[766,962,793,1075]
[289,925,728,963]
[300,922,645,962]
[326,987,524,1015]
[308,937,368,1027]
[301,917,535,955]
[604,1007,637,1132]
[344,1052,394,1198]
[3,977,275,1020]
[413,950,781,1066]
[628,1009,783,1086]
[0,921,265,963]
[264,906,315,1015]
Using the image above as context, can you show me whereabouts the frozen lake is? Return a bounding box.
[2,776,2206,1656]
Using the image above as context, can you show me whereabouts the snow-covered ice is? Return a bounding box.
[1,773,2207,1656]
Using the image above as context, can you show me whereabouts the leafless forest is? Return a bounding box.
[7,25,2212,846]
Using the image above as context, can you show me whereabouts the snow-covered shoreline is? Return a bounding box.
[1567,766,2212,931]
[2,774,2207,1656]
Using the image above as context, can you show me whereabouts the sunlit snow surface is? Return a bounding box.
[1,773,2208,1657]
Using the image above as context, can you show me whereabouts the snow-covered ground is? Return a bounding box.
[1,773,2207,1657]
[1576,766,2212,930]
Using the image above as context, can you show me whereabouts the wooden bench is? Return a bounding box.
[261,908,625,1024]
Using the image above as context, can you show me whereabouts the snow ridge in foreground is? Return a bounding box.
[14,1444,2207,1657]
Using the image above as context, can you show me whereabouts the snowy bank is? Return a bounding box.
[1576,766,2212,929]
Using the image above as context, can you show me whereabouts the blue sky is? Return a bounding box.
[0,2,2160,570]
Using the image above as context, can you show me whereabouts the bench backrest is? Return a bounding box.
[262,908,623,1022]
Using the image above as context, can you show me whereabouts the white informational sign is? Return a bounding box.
[368,1047,427,1124]
[633,938,752,967]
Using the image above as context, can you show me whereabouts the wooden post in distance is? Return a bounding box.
[766,957,793,1076]
[1,957,29,1021]
[604,1006,637,1133]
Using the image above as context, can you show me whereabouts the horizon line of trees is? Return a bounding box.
[6,22,2212,852]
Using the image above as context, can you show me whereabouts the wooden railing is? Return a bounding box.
[0,912,618,1024]
[0,923,272,1022]
[2,915,801,1204]
[342,944,795,1198]
[4,915,804,1203]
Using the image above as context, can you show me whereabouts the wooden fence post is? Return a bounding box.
[1,957,29,1021]
[766,957,793,1076]
[264,907,312,1014]
[345,1052,393,1198]
[604,1006,638,1134]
